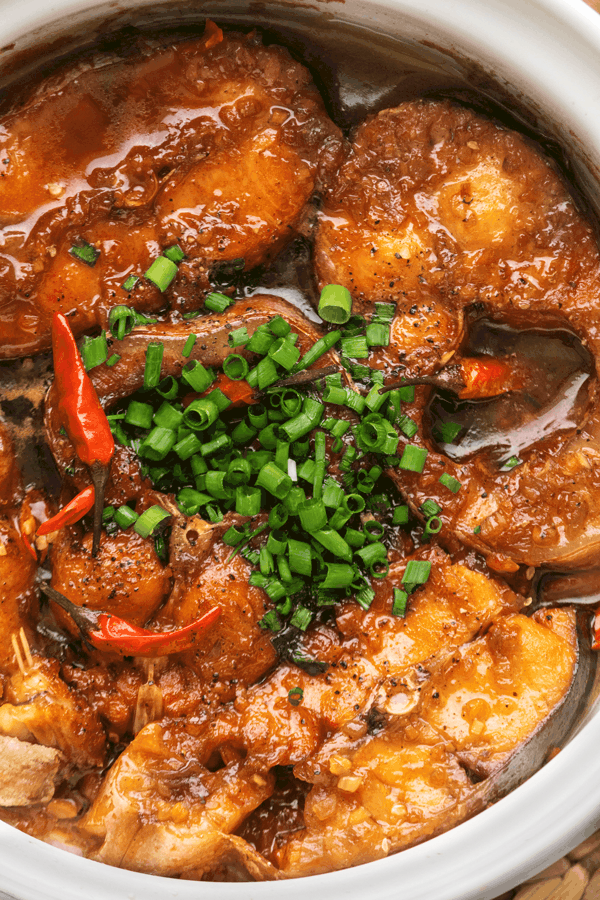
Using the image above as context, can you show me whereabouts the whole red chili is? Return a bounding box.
[89,607,222,657]
[52,312,114,555]
[43,584,221,658]
[37,485,95,536]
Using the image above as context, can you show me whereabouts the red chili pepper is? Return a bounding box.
[37,486,95,536]
[592,606,600,651]
[213,373,257,407]
[458,357,526,400]
[183,372,257,411]
[89,606,221,657]
[21,530,37,561]
[52,312,115,556]
[52,313,114,467]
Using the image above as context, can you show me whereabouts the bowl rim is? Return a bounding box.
[1,0,600,898]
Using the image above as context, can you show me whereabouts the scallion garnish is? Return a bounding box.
[145,256,178,291]
[204,292,233,313]
[142,342,164,391]
[70,240,100,267]
[182,334,197,358]
[81,332,108,371]
[439,472,461,493]
[318,284,353,324]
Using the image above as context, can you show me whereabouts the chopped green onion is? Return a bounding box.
[235,485,262,516]
[402,559,432,589]
[181,360,214,393]
[283,486,306,514]
[287,539,312,576]
[138,426,176,461]
[355,585,376,611]
[200,433,232,457]
[268,315,292,337]
[290,605,313,631]
[268,337,300,371]
[163,244,185,263]
[153,401,183,431]
[399,445,428,473]
[205,470,233,500]
[298,498,327,533]
[183,398,219,432]
[177,487,211,515]
[267,529,288,556]
[392,588,408,616]
[173,433,202,460]
[312,528,353,563]
[322,478,344,509]
[182,334,197,358]
[340,334,369,359]
[134,505,171,539]
[204,292,232,313]
[435,421,462,443]
[278,556,292,583]
[355,541,387,568]
[373,302,396,320]
[156,375,179,400]
[364,385,387,413]
[223,525,248,547]
[439,472,462,493]
[397,414,418,439]
[501,455,523,471]
[320,562,355,589]
[109,305,137,340]
[256,461,292,499]
[421,499,442,518]
[268,503,289,530]
[424,515,443,536]
[114,505,139,529]
[145,256,178,291]
[70,241,100,267]
[142,342,164,391]
[226,457,252,486]
[396,383,415,403]
[125,400,154,429]
[246,326,275,355]
[228,326,250,348]
[259,610,282,632]
[293,330,342,373]
[122,275,139,292]
[363,519,385,541]
[366,322,390,347]
[260,546,275,576]
[205,388,232,413]
[106,353,121,367]
[318,284,353,324]
[81,333,108,371]
[344,527,366,549]
[222,354,250,381]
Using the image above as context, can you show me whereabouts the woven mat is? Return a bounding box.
[492,832,600,899]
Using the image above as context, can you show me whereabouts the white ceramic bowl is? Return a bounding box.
[2,1,600,898]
